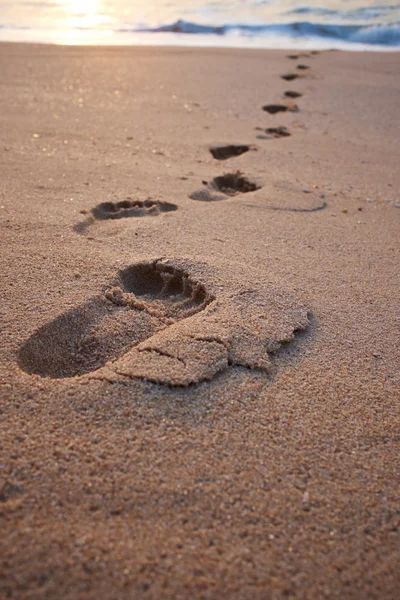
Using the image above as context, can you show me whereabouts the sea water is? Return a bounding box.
[0,0,399,49]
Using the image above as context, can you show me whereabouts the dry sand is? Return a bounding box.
[0,43,399,599]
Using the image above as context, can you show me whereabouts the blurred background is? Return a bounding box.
[0,0,399,49]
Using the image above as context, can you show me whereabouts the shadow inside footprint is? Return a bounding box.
[75,199,177,233]
[210,144,251,160]
[18,261,212,379]
[190,172,260,201]
[263,104,298,114]
[281,73,300,81]
[296,64,310,70]
[284,90,303,98]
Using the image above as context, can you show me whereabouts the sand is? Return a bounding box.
[0,43,399,599]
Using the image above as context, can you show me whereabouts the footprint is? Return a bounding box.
[264,126,291,139]
[190,172,261,201]
[75,199,177,233]
[296,64,310,70]
[209,144,252,160]
[284,90,303,99]
[242,182,327,212]
[18,260,212,379]
[18,259,311,386]
[262,104,298,114]
[287,53,311,60]
[280,73,300,82]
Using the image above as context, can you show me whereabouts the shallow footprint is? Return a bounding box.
[18,259,311,387]
[75,199,177,233]
[190,172,261,201]
[242,183,327,213]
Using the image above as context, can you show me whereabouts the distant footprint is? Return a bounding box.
[75,199,177,233]
[287,53,311,60]
[284,90,303,99]
[190,172,261,201]
[264,126,291,139]
[296,64,310,70]
[18,259,311,386]
[262,103,298,114]
[209,144,253,160]
[281,73,300,82]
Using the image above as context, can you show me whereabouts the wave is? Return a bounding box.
[287,4,398,21]
[131,19,400,47]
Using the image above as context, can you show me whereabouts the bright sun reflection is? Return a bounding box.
[64,0,110,29]
[60,0,116,44]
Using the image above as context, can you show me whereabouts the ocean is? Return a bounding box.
[1,0,399,49]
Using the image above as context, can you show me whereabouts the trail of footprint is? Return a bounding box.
[18,259,311,386]
[75,199,177,233]
[210,144,254,160]
[262,104,298,114]
[190,172,261,201]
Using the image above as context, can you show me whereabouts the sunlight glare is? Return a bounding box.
[64,0,111,29]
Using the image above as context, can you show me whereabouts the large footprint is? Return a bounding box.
[18,258,310,386]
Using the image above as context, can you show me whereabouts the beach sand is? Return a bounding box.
[0,43,399,599]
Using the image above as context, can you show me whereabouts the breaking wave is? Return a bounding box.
[130,19,400,47]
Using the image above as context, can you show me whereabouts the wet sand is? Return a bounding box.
[0,43,399,599]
